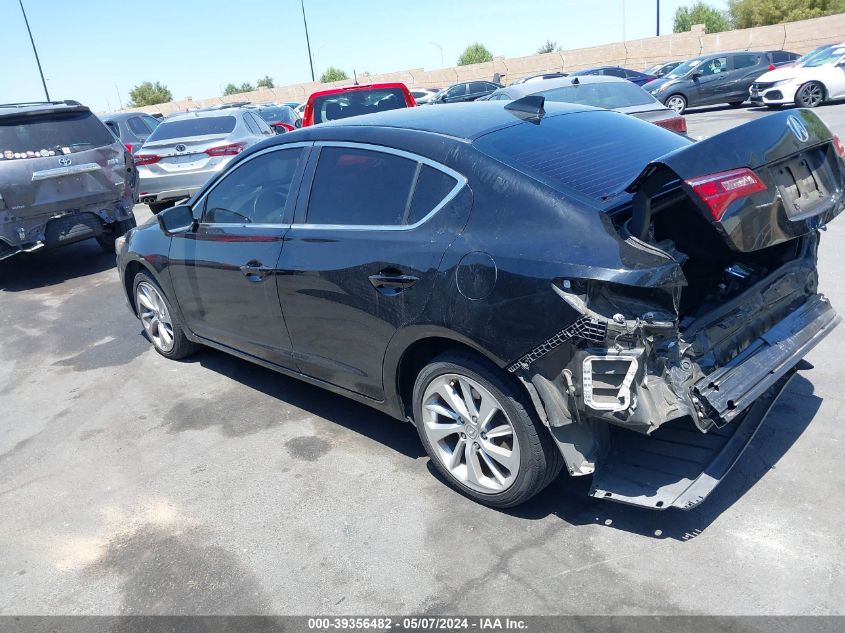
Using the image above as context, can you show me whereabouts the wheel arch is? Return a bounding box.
[798,79,828,102]
[384,326,524,423]
[123,258,164,314]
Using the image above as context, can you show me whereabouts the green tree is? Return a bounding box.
[457,43,494,66]
[320,67,349,83]
[729,0,845,28]
[223,83,239,96]
[537,40,562,54]
[238,81,255,92]
[257,75,275,89]
[127,81,172,107]
[673,2,732,33]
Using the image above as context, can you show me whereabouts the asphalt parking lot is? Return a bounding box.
[1,103,844,617]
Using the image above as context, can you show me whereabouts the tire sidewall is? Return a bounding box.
[665,94,686,114]
[131,270,195,360]
[797,82,824,108]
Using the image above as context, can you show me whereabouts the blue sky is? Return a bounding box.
[2,0,729,111]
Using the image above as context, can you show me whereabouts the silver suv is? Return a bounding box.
[0,100,137,261]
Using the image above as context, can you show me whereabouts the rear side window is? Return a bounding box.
[475,110,689,202]
[733,53,760,69]
[0,110,115,155]
[407,165,458,224]
[127,116,150,136]
[311,88,406,124]
[143,115,161,132]
[604,68,627,78]
[469,82,488,93]
[307,147,418,225]
[146,116,236,142]
[243,113,261,135]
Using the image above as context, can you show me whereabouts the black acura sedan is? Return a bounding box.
[117,101,843,509]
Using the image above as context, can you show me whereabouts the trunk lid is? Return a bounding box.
[626,108,845,253]
[138,134,230,174]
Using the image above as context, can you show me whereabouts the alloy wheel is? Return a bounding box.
[136,281,175,353]
[421,373,520,493]
[666,95,686,114]
[798,83,823,108]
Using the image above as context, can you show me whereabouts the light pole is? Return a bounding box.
[300,0,315,82]
[430,41,444,67]
[18,0,50,101]
[656,0,660,36]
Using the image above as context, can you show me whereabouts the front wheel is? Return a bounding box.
[665,94,687,115]
[96,215,137,253]
[412,351,563,508]
[133,271,199,360]
[796,81,825,108]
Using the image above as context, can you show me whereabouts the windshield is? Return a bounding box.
[146,115,236,141]
[0,110,115,155]
[311,88,406,124]
[801,46,845,68]
[537,81,658,108]
[665,58,703,79]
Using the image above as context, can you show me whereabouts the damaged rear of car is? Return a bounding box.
[474,105,843,509]
[0,101,137,261]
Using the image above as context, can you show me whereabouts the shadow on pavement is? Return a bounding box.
[191,344,821,540]
[0,238,115,292]
[192,348,425,459]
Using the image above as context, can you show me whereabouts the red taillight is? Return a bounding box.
[134,154,160,166]
[272,121,295,132]
[654,116,687,134]
[833,134,845,157]
[685,168,767,221]
[205,142,247,157]
[124,143,133,153]
[302,103,314,127]
[767,63,776,71]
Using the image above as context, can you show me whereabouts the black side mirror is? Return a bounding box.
[691,72,702,80]
[157,204,197,234]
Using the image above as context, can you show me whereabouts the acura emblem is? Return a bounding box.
[787,115,809,143]
[58,157,72,167]
[175,144,186,152]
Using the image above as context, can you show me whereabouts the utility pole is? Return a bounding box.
[656,0,661,36]
[19,0,50,101]
[430,42,444,67]
[300,0,315,82]
[115,85,123,109]
[621,0,626,41]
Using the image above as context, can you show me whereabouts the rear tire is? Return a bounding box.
[795,81,825,108]
[132,270,199,360]
[96,214,137,253]
[412,351,563,508]
[665,94,687,115]
[149,201,175,215]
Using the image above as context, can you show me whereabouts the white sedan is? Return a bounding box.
[749,43,845,108]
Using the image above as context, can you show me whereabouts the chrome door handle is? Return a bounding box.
[369,271,419,294]
[240,261,272,281]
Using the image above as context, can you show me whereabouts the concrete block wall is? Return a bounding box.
[132,13,845,115]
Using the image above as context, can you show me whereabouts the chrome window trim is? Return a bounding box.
[193,142,313,225]
[296,141,467,231]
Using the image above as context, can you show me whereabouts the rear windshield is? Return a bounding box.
[537,82,657,109]
[474,110,689,201]
[0,110,115,155]
[146,116,236,141]
[258,107,297,125]
[311,88,406,124]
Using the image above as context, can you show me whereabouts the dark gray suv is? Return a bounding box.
[645,50,799,114]
[0,101,137,261]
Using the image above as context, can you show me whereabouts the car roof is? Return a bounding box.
[498,74,630,98]
[306,100,595,141]
[687,50,768,60]
[99,111,149,122]
[0,100,88,118]
[161,108,248,123]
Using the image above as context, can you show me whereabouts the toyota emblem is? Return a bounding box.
[58,157,72,167]
[786,115,809,143]
[175,144,187,152]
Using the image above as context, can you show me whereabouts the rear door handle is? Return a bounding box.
[369,270,419,294]
[240,260,273,281]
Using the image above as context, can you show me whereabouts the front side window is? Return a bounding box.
[446,84,467,98]
[203,148,303,225]
[700,57,728,75]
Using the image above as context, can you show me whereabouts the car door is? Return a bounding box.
[167,144,310,368]
[691,55,729,105]
[725,53,763,101]
[275,142,470,400]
